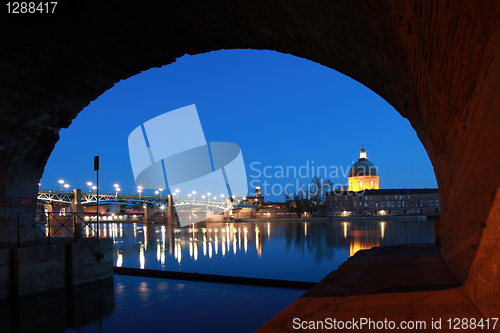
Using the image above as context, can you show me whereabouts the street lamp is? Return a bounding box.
[116,188,121,198]
[207,192,211,203]
[58,179,64,193]
[159,188,163,198]
[87,182,92,197]
[155,190,159,197]
[138,188,142,198]
[192,191,196,202]
[64,183,70,192]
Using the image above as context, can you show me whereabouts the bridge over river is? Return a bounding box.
[37,190,254,210]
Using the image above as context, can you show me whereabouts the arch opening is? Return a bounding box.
[1,1,499,317]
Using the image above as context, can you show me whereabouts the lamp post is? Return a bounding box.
[116,188,121,198]
[192,191,196,202]
[114,184,119,197]
[58,179,64,194]
[155,190,159,197]
[87,182,92,198]
[159,188,163,198]
[138,186,142,198]
[64,183,70,192]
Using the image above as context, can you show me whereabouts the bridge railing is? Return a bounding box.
[17,212,101,247]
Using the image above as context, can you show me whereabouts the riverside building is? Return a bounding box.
[326,147,439,217]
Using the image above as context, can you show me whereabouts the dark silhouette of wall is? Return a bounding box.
[0,0,498,318]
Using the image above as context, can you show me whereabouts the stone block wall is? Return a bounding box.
[1,239,112,300]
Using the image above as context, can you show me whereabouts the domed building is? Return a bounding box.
[348,146,379,191]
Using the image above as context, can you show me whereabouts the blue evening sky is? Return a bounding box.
[39,50,437,201]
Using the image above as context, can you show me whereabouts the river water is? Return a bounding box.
[111,218,434,282]
[4,218,435,333]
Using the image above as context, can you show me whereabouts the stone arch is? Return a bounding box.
[1,1,499,316]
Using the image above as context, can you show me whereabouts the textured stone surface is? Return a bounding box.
[257,245,490,332]
[16,244,66,296]
[5,240,112,298]
[0,0,499,317]
[69,239,113,286]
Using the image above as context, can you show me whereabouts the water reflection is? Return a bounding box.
[0,278,114,333]
[104,218,434,282]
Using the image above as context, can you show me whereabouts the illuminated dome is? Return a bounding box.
[349,159,379,177]
[348,146,380,191]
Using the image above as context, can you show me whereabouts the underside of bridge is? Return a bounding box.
[0,0,499,318]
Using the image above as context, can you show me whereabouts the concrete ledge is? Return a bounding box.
[68,239,113,286]
[1,239,113,300]
[256,245,491,332]
[16,243,66,297]
[114,267,315,289]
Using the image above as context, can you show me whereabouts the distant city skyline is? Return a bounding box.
[39,49,437,201]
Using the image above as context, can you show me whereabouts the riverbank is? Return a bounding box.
[256,244,485,332]
[236,214,433,223]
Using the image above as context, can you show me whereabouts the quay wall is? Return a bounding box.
[0,239,112,301]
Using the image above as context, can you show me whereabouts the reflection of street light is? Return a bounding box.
[59,179,64,193]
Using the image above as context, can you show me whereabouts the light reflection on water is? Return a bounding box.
[3,218,435,333]
[105,218,434,282]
